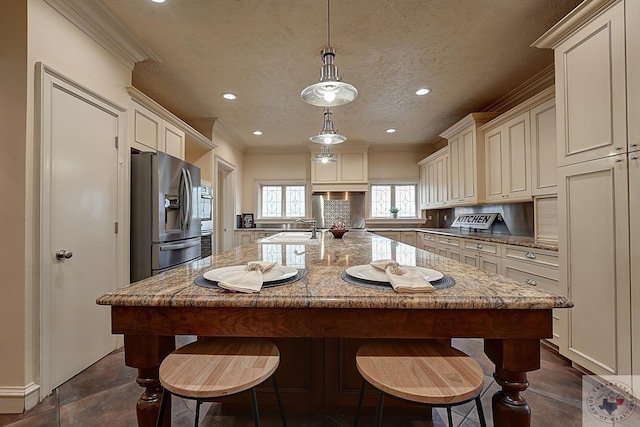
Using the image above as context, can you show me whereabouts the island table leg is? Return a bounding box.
[124,334,175,427]
[484,338,541,427]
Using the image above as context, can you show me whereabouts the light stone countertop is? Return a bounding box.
[98,231,572,311]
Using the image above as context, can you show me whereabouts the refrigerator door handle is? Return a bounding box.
[185,168,193,229]
[180,168,189,230]
[159,239,200,251]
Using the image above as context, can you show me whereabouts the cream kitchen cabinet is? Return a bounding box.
[483,110,531,202]
[557,155,631,375]
[419,232,437,253]
[440,113,498,206]
[400,231,416,247]
[530,94,557,196]
[234,231,255,247]
[418,163,428,209]
[130,99,185,159]
[162,120,185,160]
[543,1,627,167]
[461,239,502,274]
[435,235,461,262]
[372,230,401,241]
[311,150,368,191]
[503,245,561,347]
[630,151,640,378]
[418,148,449,209]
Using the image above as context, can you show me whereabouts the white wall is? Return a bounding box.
[368,150,423,182]
[0,0,132,413]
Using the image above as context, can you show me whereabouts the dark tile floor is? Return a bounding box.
[0,338,584,427]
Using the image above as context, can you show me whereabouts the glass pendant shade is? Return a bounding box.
[301,48,358,107]
[312,145,337,164]
[301,0,357,107]
[309,108,347,144]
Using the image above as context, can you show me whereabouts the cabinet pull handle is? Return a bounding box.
[632,156,638,160]
[615,159,623,163]
[526,279,537,286]
[525,252,536,259]
[615,146,623,151]
[476,244,483,249]
[631,143,638,147]
[446,238,451,243]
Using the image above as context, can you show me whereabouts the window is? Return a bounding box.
[260,184,306,219]
[370,184,417,218]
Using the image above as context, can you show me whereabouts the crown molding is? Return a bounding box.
[532,0,620,49]
[212,119,247,152]
[439,112,501,139]
[480,86,556,130]
[483,64,555,114]
[43,0,159,70]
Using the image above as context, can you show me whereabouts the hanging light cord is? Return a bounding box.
[327,0,331,47]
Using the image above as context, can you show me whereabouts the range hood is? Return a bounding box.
[311,183,369,192]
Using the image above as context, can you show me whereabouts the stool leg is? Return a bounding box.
[475,397,487,427]
[446,407,453,427]
[156,388,170,427]
[374,391,384,427]
[272,376,287,427]
[250,387,261,427]
[194,399,201,427]
[353,379,366,427]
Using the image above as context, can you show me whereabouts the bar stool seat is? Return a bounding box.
[354,340,486,427]
[157,337,286,427]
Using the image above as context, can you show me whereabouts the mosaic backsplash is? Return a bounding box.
[324,199,350,228]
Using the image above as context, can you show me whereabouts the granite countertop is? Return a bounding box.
[368,228,558,251]
[98,231,571,311]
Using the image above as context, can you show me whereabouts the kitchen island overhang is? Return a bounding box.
[97,230,572,427]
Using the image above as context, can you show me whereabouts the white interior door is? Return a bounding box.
[215,157,235,253]
[39,68,122,393]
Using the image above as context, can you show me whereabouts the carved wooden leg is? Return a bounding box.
[492,368,531,426]
[124,335,176,427]
[484,339,541,427]
[136,367,168,427]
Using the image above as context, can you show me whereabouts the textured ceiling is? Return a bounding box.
[100,0,581,151]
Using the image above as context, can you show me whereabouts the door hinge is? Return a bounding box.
[115,222,119,234]
[115,136,119,149]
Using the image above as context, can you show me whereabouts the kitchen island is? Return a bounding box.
[97,230,572,427]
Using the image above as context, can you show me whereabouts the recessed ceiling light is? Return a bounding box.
[415,88,431,96]
[253,130,263,136]
[386,128,397,133]
[150,0,166,3]
[222,93,237,100]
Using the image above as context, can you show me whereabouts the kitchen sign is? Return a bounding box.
[451,213,499,230]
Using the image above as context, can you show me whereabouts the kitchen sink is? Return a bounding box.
[258,232,322,244]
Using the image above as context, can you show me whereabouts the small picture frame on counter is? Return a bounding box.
[241,213,254,228]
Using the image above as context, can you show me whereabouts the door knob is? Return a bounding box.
[56,250,73,260]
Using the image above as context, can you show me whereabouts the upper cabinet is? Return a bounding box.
[480,87,557,202]
[127,86,214,160]
[418,147,449,209]
[440,113,499,206]
[542,0,627,166]
[311,147,368,192]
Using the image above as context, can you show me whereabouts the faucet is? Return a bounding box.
[295,218,318,239]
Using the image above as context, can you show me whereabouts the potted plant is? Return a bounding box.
[389,207,399,218]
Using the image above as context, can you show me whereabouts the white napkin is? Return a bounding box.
[370,259,434,293]
[218,261,276,293]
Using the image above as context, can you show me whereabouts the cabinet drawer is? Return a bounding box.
[420,232,437,242]
[461,239,501,256]
[503,259,559,293]
[503,245,559,269]
[436,235,460,247]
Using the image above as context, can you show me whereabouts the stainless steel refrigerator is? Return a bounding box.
[130,151,201,282]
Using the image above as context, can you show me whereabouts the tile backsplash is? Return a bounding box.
[324,199,350,227]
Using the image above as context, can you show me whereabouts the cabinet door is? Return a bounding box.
[558,155,630,375]
[418,164,428,209]
[503,111,531,200]
[340,153,367,182]
[531,98,557,195]
[448,133,462,202]
[461,252,478,268]
[435,151,449,205]
[132,102,160,151]
[628,0,640,153]
[448,127,477,205]
[485,127,503,201]
[400,231,416,247]
[234,231,254,247]
[479,254,502,275]
[555,1,626,166]
[163,121,185,160]
[630,153,640,377]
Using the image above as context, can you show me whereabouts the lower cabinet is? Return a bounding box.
[420,232,437,253]
[400,231,416,247]
[461,239,502,274]
[435,235,462,262]
[234,231,255,246]
[502,245,561,348]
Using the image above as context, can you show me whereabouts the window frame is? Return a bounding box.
[369,182,419,219]
[257,181,310,220]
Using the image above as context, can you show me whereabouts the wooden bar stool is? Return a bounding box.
[354,340,486,427]
[157,337,286,427]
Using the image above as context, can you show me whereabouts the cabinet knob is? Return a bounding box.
[615,159,623,163]
[476,244,483,249]
[525,252,536,259]
[615,146,623,151]
[525,278,537,286]
[631,143,638,147]
[446,238,451,243]
[632,156,638,160]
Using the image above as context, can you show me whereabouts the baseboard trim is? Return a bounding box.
[0,382,41,414]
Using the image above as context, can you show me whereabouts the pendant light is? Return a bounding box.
[301,0,358,107]
[312,145,338,164]
[309,108,347,144]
